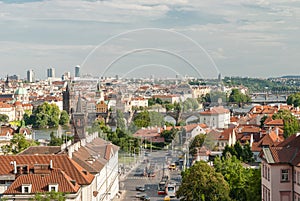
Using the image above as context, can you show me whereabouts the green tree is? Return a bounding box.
[160,127,178,143]
[287,93,300,107]
[59,110,69,125]
[31,191,66,201]
[204,91,227,104]
[245,168,261,201]
[0,114,9,123]
[1,133,38,154]
[149,111,164,127]
[214,155,248,201]
[116,109,126,131]
[189,134,206,155]
[28,102,61,128]
[177,161,230,201]
[49,132,63,146]
[273,109,299,138]
[229,89,251,103]
[133,110,150,128]
[222,142,254,163]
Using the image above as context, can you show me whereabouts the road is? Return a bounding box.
[118,150,181,201]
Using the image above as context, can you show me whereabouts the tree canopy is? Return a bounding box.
[189,134,206,155]
[1,133,38,155]
[214,155,261,201]
[24,102,68,129]
[177,161,230,201]
[222,142,254,163]
[133,110,164,128]
[229,89,251,103]
[59,110,69,126]
[287,93,300,107]
[273,109,299,138]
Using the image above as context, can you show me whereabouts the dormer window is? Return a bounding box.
[48,183,58,192]
[22,184,32,193]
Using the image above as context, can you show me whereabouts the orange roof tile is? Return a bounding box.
[0,155,94,185]
[4,168,80,194]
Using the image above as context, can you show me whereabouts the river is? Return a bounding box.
[33,125,72,140]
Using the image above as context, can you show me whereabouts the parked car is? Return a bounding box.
[140,194,150,201]
[136,186,145,192]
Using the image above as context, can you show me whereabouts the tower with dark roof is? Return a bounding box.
[72,93,86,142]
[63,82,71,114]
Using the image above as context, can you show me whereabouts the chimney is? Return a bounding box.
[158,128,161,133]
[13,161,17,174]
[50,160,53,169]
[275,127,279,136]
[163,125,166,130]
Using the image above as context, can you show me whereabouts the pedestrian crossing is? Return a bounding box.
[126,176,159,180]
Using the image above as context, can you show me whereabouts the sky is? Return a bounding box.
[0,0,299,79]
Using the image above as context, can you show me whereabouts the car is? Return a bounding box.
[140,195,150,201]
[135,192,146,198]
[136,186,145,192]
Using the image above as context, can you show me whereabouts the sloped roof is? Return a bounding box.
[265,119,284,126]
[19,146,62,155]
[0,155,94,185]
[261,134,300,166]
[4,168,80,194]
[200,106,230,115]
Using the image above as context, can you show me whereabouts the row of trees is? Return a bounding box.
[24,102,69,128]
[222,142,253,163]
[201,89,251,105]
[177,155,261,201]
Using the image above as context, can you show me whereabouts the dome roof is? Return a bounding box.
[14,87,27,95]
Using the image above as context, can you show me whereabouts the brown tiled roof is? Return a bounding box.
[265,119,284,126]
[0,125,16,136]
[4,168,80,194]
[251,142,261,152]
[72,146,104,174]
[0,155,94,185]
[240,126,261,133]
[200,106,229,115]
[261,134,300,166]
[218,128,234,141]
[19,146,62,155]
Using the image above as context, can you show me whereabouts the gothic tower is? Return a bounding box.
[72,94,86,142]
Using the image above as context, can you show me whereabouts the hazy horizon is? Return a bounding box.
[1,0,299,79]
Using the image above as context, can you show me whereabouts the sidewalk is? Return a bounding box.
[113,160,142,201]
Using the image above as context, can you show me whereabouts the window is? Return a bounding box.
[24,187,29,193]
[281,169,289,182]
[48,184,58,192]
[22,184,32,193]
[298,172,300,185]
[267,167,270,181]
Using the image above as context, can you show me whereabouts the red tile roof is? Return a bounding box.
[0,155,94,185]
[200,106,229,115]
[4,168,80,194]
[265,119,284,126]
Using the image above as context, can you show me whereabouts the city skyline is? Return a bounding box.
[0,0,299,79]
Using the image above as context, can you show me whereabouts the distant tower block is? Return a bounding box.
[47,67,55,78]
[218,73,222,82]
[27,69,35,83]
[75,65,80,78]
